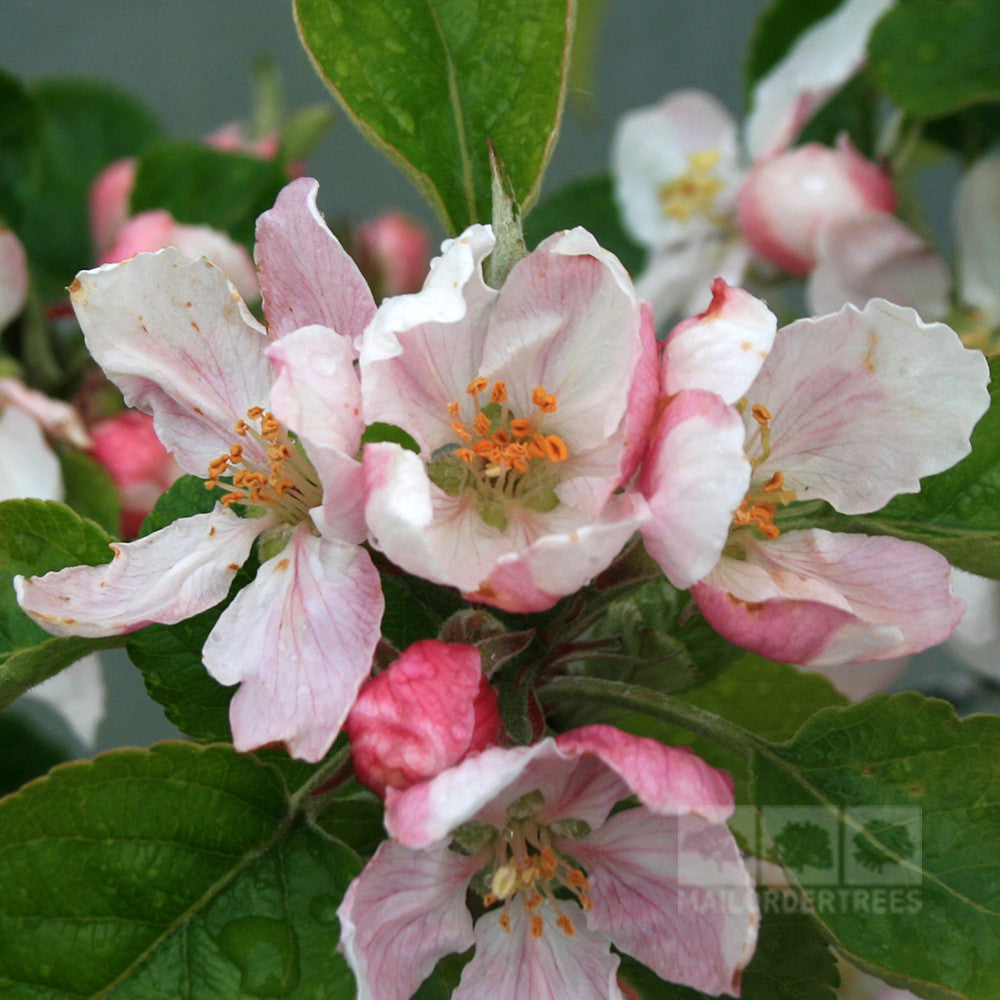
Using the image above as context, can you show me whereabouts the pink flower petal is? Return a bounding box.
[204,525,383,761]
[567,807,757,996]
[0,377,91,449]
[453,903,622,1000]
[664,279,776,404]
[0,226,28,330]
[617,301,661,486]
[266,323,364,458]
[555,725,735,823]
[806,211,951,320]
[696,529,964,666]
[480,228,644,450]
[346,639,501,797]
[339,840,480,1000]
[465,492,651,613]
[15,506,264,638]
[70,248,274,476]
[955,156,1000,326]
[745,0,896,159]
[638,388,751,589]
[0,406,63,502]
[254,177,375,346]
[88,157,136,258]
[747,299,989,514]
[361,225,498,454]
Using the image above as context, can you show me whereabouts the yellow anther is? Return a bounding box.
[235,419,250,437]
[509,418,532,438]
[761,470,785,493]
[247,406,264,420]
[466,376,488,396]
[455,448,474,464]
[482,893,498,907]
[530,914,544,939]
[531,386,558,413]
[499,913,511,933]
[556,913,576,937]
[491,864,519,901]
[229,443,243,459]
[447,401,461,418]
[219,491,246,505]
[579,892,593,911]
[689,148,722,172]
[525,892,544,911]
[451,419,472,441]
[751,404,772,425]
[566,869,590,890]
[544,435,569,462]
[473,412,492,437]
[490,381,507,403]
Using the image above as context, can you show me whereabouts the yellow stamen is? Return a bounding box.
[556,913,575,937]
[530,914,544,939]
[499,913,511,933]
[751,404,772,425]
[447,401,461,418]
[466,376,488,396]
[490,381,507,403]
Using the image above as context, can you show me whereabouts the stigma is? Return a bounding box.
[204,406,323,523]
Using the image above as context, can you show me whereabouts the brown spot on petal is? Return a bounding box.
[190,321,200,332]
[68,278,83,297]
[863,330,878,373]
[228,563,240,571]
[275,558,290,572]
[741,340,752,351]
[209,527,216,537]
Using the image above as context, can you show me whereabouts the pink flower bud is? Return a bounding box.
[345,639,502,798]
[89,410,182,538]
[89,158,137,258]
[101,210,260,303]
[737,136,896,274]
[356,211,430,298]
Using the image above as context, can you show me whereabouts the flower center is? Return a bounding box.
[658,149,725,223]
[427,377,570,531]
[730,402,797,541]
[455,790,593,940]
[205,406,323,523]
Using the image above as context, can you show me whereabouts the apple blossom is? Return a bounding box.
[339,725,758,1000]
[356,211,431,299]
[361,224,656,613]
[346,639,502,797]
[736,137,896,275]
[640,281,990,666]
[16,178,384,761]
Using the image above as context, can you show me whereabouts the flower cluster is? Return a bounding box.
[10,165,990,996]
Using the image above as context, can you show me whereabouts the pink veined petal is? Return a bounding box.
[0,406,63,502]
[346,639,501,797]
[266,323,364,458]
[0,377,91,449]
[465,492,650,613]
[695,529,964,666]
[254,177,375,346]
[635,235,752,330]
[664,279,777,404]
[747,298,989,514]
[453,903,623,1000]
[567,807,758,997]
[70,248,274,476]
[612,90,741,250]
[617,301,661,486]
[338,840,480,1000]
[0,226,28,329]
[203,525,383,762]
[360,224,498,454]
[555,725,735,824]
[15,506,265,638]
[637,388,751,590]
[480,227,643,450]
[745,0,896,159]
[806,211,951,321]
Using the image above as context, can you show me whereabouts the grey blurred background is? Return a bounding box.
[0,0,771,752]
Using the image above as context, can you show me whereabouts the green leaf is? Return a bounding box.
[295,0,575,233]
[523,174,645,275]
[0,570,49,653]
[0,67,41,229]
[777,355,1000,579]
[0,498,114,576]
[57,446,122,538]
[131,141,289,246]
[359,421,420,455]
[0,712,67,798]
[868,0,1000,119]
[0,742,361,999]
[139,473,219,538]
[752,693,1000,1000]
[19,79,160,290]
[379,573,448,651]
[618,891,840,1000]
[745,0,844,91]
[924,103,1000,162]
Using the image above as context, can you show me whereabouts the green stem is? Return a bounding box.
[538,675,765,762]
